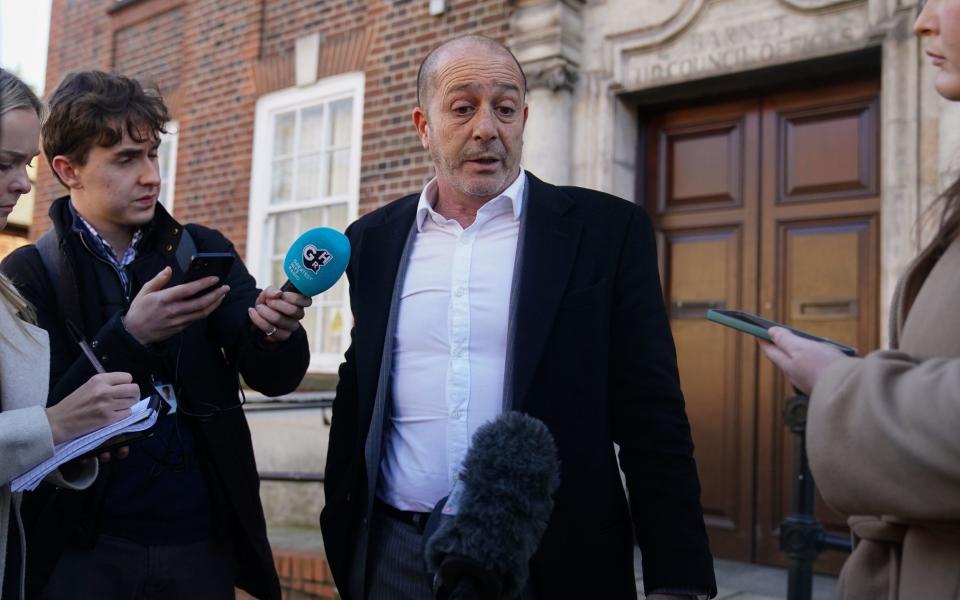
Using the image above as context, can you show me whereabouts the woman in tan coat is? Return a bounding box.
[761,2,960,598]
[0,69,140,599]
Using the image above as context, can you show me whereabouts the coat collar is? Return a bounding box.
[352,196,419,366]
[360,173,582,412]
[507,172,581,408]
[45,196,188,337]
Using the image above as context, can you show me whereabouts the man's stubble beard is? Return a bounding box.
[428,135,521,200]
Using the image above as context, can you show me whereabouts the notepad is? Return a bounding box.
[11,397,160,492]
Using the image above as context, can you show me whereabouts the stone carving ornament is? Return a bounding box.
[608,0,866,51]
[779,0,863,9]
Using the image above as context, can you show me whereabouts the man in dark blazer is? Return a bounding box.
[321,36,716,600]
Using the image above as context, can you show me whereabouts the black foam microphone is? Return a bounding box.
[424,412,561,600]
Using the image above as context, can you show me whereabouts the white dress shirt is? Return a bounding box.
[379,171,526,512]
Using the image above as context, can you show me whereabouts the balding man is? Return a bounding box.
[320,35,717,600]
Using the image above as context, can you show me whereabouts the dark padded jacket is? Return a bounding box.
[1,197,310,599]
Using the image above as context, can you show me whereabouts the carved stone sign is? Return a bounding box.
[614,0,873,91]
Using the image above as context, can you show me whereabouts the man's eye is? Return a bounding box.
[498,106,516,116]
[453,105,473,115]
[0,163,10,172]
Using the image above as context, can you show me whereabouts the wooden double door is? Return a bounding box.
[643,79,881,571]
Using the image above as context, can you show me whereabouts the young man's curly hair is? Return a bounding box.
[42,71,169,186]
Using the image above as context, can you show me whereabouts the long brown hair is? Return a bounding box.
[0,68,41,324]
[930,177,960,254]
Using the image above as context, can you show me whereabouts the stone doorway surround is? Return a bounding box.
[511,0,957,344]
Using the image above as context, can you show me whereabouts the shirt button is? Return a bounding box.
[451,408,463,419]
[454,287,465,297]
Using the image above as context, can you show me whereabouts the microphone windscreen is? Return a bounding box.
[282,227,350,297]
[425,412,560,599]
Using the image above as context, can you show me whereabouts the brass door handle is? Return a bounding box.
[670,300,725,320]
[791,299,858,320]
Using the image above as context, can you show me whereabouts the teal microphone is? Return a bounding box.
[279,227,350,296]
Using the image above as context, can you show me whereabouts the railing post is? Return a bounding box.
[779,394,851,600]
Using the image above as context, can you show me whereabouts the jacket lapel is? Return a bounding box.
[509,173,582,410]
[354,197,418,426]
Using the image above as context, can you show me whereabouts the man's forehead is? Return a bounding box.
[434,53,524,94]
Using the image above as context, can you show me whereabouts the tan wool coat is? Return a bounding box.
[0,303,96,599]
[807,235,960,600]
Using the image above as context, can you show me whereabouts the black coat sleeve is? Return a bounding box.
[608,205,716,595]
[1,245,163,405]
[191,225,310,397]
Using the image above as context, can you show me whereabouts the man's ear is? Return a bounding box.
[522,103,529,126]
[412,106,430,151]
[51,155,84,190]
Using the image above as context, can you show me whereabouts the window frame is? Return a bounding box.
[247,71,364,373]
[158,121,179,213]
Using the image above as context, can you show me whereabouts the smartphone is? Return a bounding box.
[182,252,235,296]
[706,309,856,356]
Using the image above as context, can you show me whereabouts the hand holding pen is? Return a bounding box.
[44,322,140,451]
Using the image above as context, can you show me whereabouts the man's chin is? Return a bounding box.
[459,173,515,199]
[128,204,157,225]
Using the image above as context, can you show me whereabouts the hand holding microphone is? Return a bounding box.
[249,227,351,343]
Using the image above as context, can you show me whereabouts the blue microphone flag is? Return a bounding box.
[281,227,350,297]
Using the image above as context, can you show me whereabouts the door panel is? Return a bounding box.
[667,230,743,533]
[648,100,760,561]
[777,98,879,202]
[643,78,880,574]
[756,80,881,572]
[660,120,746,211]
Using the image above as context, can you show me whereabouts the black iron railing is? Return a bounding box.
[780,394,852,600]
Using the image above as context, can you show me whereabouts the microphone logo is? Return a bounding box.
[302,244,333,273]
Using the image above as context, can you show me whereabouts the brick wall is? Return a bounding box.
[38,0,514,257]
[235,550,338,600]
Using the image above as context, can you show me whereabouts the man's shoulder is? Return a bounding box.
[180,222,235,252]
[348,193,419,234]
[1,242,43,279]
[557,184,629,206]
[551,182,649,226]
[527,171,642,215]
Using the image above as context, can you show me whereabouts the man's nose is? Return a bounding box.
[142,157,161,186]
[472,107,498,141]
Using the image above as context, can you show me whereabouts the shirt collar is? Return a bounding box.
[415,169,527,232]
[67,199,143,267]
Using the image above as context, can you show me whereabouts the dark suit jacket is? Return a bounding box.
[320,172,716,599]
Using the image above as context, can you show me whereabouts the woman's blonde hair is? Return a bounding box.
[0,68,42,325]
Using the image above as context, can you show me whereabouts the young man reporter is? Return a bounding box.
[1,71,311,600]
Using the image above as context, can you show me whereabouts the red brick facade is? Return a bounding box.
[37,0,514,260]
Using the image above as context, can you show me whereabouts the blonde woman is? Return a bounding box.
[0,69,139,599]
[760,2,960,598]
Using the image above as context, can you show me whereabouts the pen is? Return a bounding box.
[66,320,106,374]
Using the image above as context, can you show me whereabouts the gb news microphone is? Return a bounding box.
[278,226,351,297]
[424,412,560,600]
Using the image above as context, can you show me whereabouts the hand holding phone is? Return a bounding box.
[125,261,232,345]
[706,309,856,356]
[707,308,856,395]
[182,252,235,296]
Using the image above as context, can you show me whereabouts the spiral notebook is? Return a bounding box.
[11,396,160,492]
